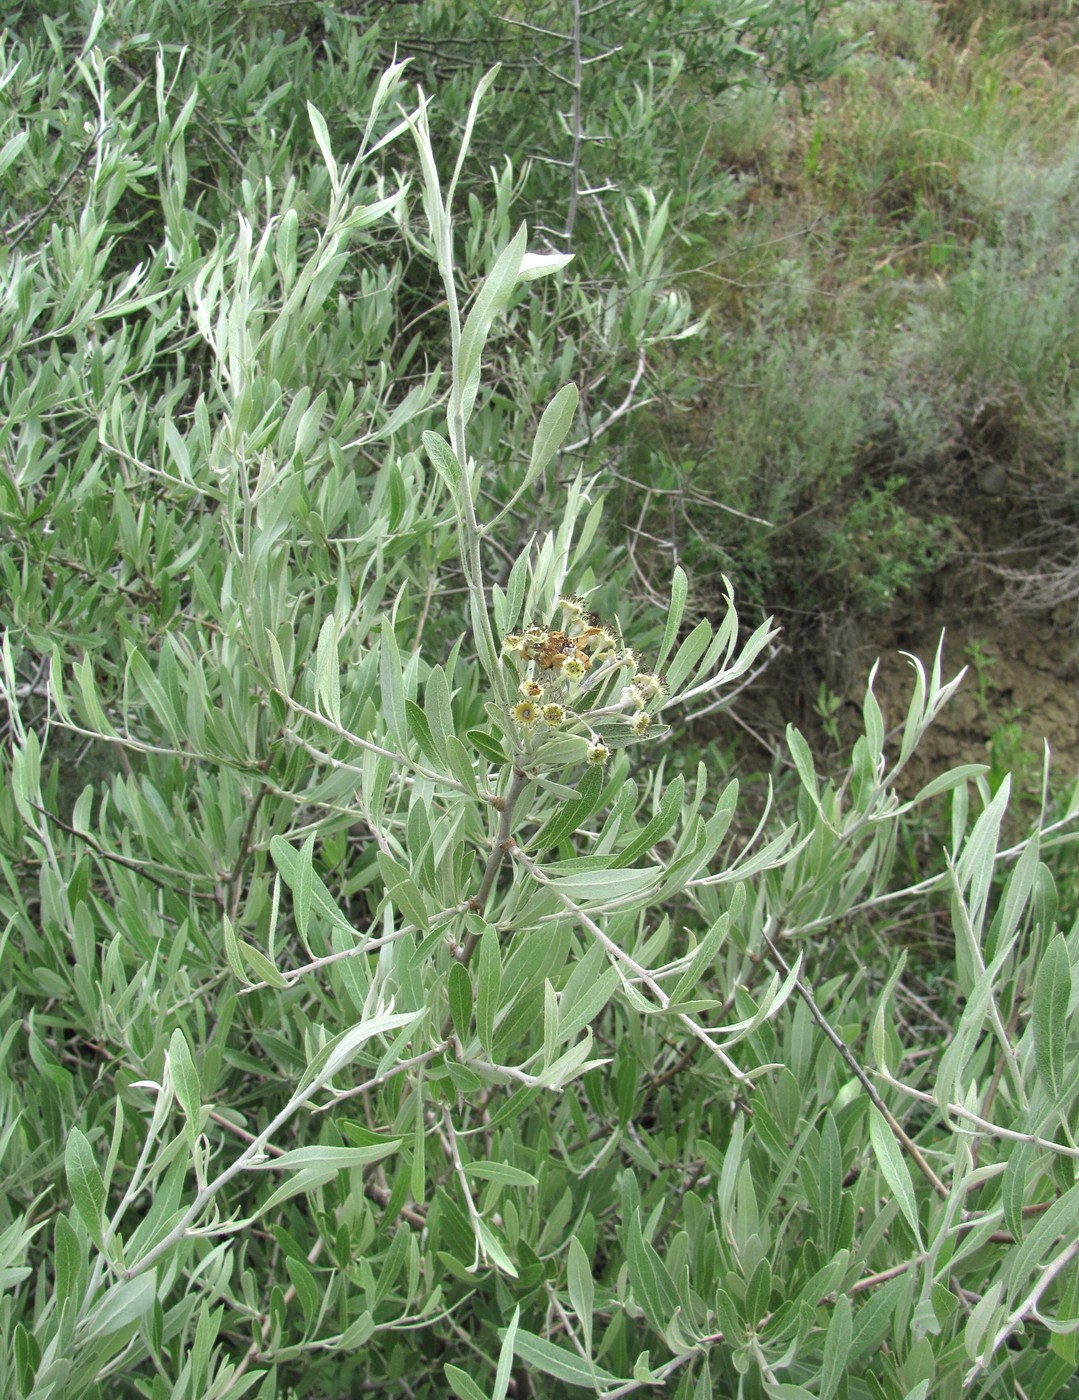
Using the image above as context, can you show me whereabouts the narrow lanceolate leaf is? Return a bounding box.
[276,207,298,286]
[464,1162,537,1187]
[543,979,558,1069]
[656,566,689,672]
[492,1305,520,1400]
[222,914,251,984]
[612,776,684,868]
[849,1273,912,1362]
[457,223,527,422]
[477,924,502,1057]
[527,383,579,486]
[168,1028,202,1143]
[1033,931,1072,1103]
[445,1365,487,1400]
[406,698,444,765]
[567,1237,595,1358]
[270,837,353,936]
[513,1328,621,1387]
[448,961,472,1043]
[625,1209,680,1333]
[530,765,605,851]
[549,865,660,904]
[376,852,429,929]
[53,1213,84,1311]
[379,618,407,751]
[1002,1138,1035,1243]
[294,831,316,943]
[425,665,455,753]
[557,965,619,1043]
[1004,1180,1079,1313]
[935,931,1020,1115]
[65,1128,106,1248]
[423,430,463,502]
[298,1008,424,1093]
[745,1256,772,1325]
[787,725,822,808]
[818,1111,842,1255]
[125,646,182,745]
[956,779,1011,944]
[868,1105,923,1248]
[307,101,339,189]
[477,1219,518,1277]
[964,1281,1004,1363]
[246,1143,401,1171]
[819,1293,853,1400]
[670,910,731,1008]
[534,1032,605,1090]
[315,614,342,726]
[663,617,712,696]
[79,1274,157,1341]
[447,64,502,205]
[518,250,574,280]
[0,130,29,181]
[239,938,289,988]
[862,666,885,768]
[718,1114,744,1227]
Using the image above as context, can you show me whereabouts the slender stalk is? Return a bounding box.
[970,1235,1079,1384]
[441,1104,485,1269]
[439,766,531,1035]
[122,1009,416,1279]
[461,767,531,937]
[565,0,584,241]
[513,846,755,1088]
[230,1236,325,1386]
[419,103,510,715]
[224,780,270,919]
[877,1068,1079,1161]
[761,926,948,1199]
[121,1073,330,1279]
[312,1048,445,1112]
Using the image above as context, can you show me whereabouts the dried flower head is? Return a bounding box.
[504,601,664,765]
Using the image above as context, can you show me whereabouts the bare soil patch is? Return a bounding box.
[706,471,1079,799]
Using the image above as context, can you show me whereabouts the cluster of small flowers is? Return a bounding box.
[501,595,666,765]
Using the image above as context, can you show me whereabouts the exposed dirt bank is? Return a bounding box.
[707,473,1079,802]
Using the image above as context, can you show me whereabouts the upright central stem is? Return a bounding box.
[437,201,508,715]
[456,765,530,969]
